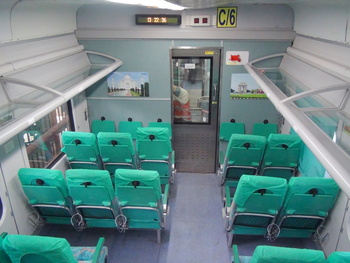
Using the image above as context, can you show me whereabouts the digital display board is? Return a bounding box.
[135,14,181,25]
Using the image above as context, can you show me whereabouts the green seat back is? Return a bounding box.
[91,119,116,135]
[226,134,266,167]
[148,122,172,137]
[262,134,302,167]
[137,127,172,160]
[66,169,115,206]
[252,123,278,138]
[250,246,325,263]
[115,169,162,229]
[0,233,11,263]
[61,131,99,162]
[282,177,340,217]
[234,175,287,214]
[219,122,245,141]
[115,169,162,202]
[327,251,350,263]
[118,121,142,140]
[97,132,135,163]
[18,168,69,204]
[3,235,76,263]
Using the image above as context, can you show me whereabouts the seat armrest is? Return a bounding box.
[91,237,105,263]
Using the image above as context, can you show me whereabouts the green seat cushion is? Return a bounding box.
[285,177,340,204]
[66,169,114,201]
[115,169,161,200]
[97,132,135,155]
[18,168,69,197]
[3,235,76,263]
[226,134,266,152]
[250,246,325,263]
[327,251,350,263]
[137,127,171,141]
[267,134,302,148]
[220,122,245,141]
[233,175,287,208]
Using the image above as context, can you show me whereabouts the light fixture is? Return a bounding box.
[107,0,185,10]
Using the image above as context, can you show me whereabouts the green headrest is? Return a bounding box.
[136,127,171,141]
[226,134,266,153]
[62,131,96,145]
[233,175,287,208]
[285,177,340,202]
[97,132,135,155]
[18,168,69,197]
[327,251,350,263]
[219,122,245,140]
[250,246,325,263]
[115,169,161,200]
[267,134,302,148]
[66,169,114,200]
[3,235,76,263]
[91,119,116,133]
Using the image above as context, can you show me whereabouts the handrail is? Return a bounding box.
[245,61,350,198]
[0,51,122,146]
[280,83,350,112]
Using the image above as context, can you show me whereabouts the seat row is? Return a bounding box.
[225,174,340,247]
[18,168,166,243]
[219,119,278,140]
[232,245,350,263]
[91,117,172,139]
[220,133,302,209]
[61,127,175,185]
[1,232,107,263]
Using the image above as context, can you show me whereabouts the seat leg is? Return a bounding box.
[157,229,162,244]
[227,232,234,248]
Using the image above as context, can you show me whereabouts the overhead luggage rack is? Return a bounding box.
[244,52,350,198]
[0,51,122,146]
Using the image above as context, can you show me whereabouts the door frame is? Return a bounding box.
[170,47,222,172]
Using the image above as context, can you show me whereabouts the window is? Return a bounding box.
[22,104,71,168]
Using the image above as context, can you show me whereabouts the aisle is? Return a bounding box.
[166,172,231,263]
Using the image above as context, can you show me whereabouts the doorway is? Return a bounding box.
[171,47,221,173]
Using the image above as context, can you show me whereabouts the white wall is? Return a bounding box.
[0,1,79,43]
[290,2,350,43]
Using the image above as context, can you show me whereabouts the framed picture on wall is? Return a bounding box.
[107,72,150,97]
[230,73,267,99]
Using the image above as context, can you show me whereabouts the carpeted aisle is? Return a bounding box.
[166,172,231,263]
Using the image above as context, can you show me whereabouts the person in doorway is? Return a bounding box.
[172,85,192,122]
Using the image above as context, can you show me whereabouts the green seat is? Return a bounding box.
[3,234,107,263]
[220,134,267,209]
[0,233,11,263]
[18,168,75,227]
[118,120,143,140]
[97,132,136,176]
[327,251,350,263]
[137,127,174,195]
[219,121,245,141]
[115,169,165,243]
[252,121,278,138]
[232,245,325,263]
[61,131,103,170]
[226,175,287,247]
[260,134,302,180]
[149,121,172,139]
[91,117,116,135]
[66,169,118,229]
[277,177,340,238]
[219,121,246,165]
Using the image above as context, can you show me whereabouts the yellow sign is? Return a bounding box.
[205,51,214,55]
[217,7,237,28]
